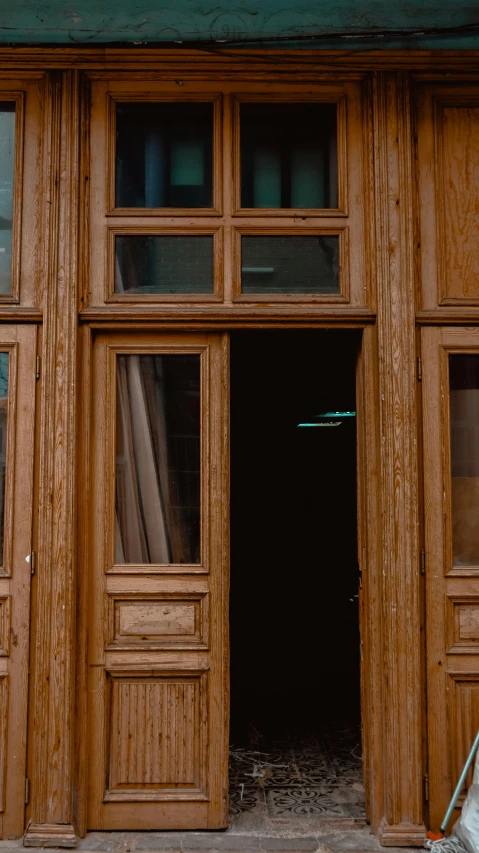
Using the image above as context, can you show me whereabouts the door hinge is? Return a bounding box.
[420,548,426,575]
[417,357,422,382]
[424,772,429,802]
[35,356,40,381]
[30,550,36,576]
[24,778,29,805]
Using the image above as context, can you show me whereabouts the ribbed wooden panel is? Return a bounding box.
[449,675,479,796]
[0,676,8,812]
[109,677,198,791]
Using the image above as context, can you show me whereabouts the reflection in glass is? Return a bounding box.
[450,355,479,566]
[115,355,200,564]
[240,103,338,209]
[241,235,339,294]
[0,105,15,294]
[115,235,214,295]
[116,102,213,208]
[0,354,8,565]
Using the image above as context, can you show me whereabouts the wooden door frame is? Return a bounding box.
[71,319,393,842]
[421,327,479,831]
[19,59,433,847]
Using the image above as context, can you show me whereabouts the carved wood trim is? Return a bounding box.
[0,49,477,75]
[24,70,80,846]
[372,71,425,846]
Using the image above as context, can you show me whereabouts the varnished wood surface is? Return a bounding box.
[372,72,425,847]
[0,57,476,845]
[86,332,228,830]
[24,71,81,848]
[423,327,479,831]
[0,48,479,74]
[86,79,368,312]
[0,326,37,837]
[416,84,479,310]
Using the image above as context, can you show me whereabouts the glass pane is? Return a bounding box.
[0,105,15,295]
[450,355,479,566]
[240,103,337,209]
[0,354,8,566]
[241,235,339,294]
[115,235,214,295]
[116,103,213,208]
[115,354,201,564]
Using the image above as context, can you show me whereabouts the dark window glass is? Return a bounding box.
[240,103,337,209]
[115,235,214,295]
[450,355,479,566]
[241,235,339,294]
[116,354,201,564]
[116,103,213,208]
[0,104,15,295]
[0,353,8,566]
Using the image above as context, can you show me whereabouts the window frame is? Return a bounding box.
[233,225,349,303]
[232,92,347,218]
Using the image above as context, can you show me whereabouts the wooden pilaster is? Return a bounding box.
[24,70,80,847]
[372,71,425,847]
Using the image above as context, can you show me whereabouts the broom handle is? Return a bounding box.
[441,729,479,832]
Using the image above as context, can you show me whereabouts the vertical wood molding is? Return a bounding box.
[24,70,79,848]
[372,71,425,847]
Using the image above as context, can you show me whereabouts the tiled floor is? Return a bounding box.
[228,723,366,831]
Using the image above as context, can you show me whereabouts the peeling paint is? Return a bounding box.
[0,0,477,47]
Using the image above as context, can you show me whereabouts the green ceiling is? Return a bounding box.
[0,0,478,48]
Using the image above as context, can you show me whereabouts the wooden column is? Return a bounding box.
[24,69,79,847]
[372,71,425,847]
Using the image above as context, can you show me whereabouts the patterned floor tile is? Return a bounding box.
[229,723,366,825]
[266,788,351,818]
[228,788,264,816]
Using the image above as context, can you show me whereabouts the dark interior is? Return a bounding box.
[229,330,361,743]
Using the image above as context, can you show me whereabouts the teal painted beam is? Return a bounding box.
[0,0,478,47]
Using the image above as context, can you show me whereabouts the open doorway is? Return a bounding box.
[229,329,364,828]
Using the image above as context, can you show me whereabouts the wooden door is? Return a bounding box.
[87,331,229,830]
[0,326,36,837]
[423,327,479,830]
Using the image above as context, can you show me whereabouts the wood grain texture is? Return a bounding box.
[437,104,479,301]
[86,77,368,312]
[87,333,228,830]
[0,326,37,839]
[423,326,479,830]
[106,592,208,649]
[24,71,80,847]
[372,72,425,846]
[107,674,203,794]
[416,85,479,312]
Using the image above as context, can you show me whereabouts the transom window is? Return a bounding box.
[88,83,366,306]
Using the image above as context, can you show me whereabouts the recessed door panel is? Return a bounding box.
[87,332,228,830]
